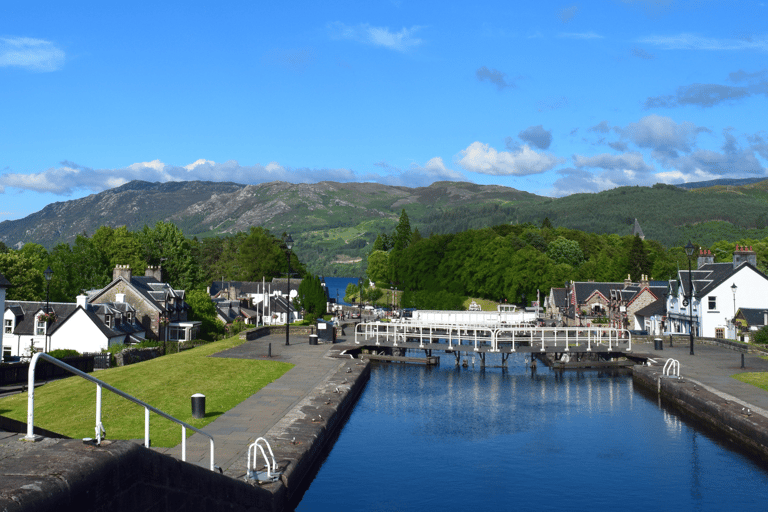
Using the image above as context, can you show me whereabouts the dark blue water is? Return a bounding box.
[324,277,359,306]
[295,353,768,511]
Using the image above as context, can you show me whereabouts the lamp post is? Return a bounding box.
[685,241,695,355]
[284,234,293,346]
[732,282,738,339]
[43,266,53,353]
[43,266,53,313]
[358,278,363,320]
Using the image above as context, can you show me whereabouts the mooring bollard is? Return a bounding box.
[191,393,205,419]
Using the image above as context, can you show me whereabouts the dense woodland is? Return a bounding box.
[365,210,768,310]
[5,213,768,314]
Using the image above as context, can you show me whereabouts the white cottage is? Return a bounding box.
[666,246,768,339]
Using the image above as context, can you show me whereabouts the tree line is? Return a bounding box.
[365,214,768,310]
[0,222,306,302]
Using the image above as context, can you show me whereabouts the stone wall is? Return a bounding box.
[115,347,162,367]
[0,439,281,512]
[633,365,768,464]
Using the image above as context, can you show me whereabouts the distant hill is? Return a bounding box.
[4,178,768,275]
[676,177,768,190]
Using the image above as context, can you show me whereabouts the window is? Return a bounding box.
[715,328,725,339]
[3,319,12,334]
[105,315,112,328]
[126,312,133,323]
[36,319,45,336]
[708,296,717,310]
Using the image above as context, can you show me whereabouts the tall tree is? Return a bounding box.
[627,234,651,281]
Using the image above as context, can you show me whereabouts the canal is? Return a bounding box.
[294,353,768,511]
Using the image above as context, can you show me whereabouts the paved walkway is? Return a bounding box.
[637,340,768,416]
[154,334,345,474]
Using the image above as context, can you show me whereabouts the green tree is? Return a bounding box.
[48,235,110,301]
[185,288,223,340]
[366,250,389,284]
[392,209,412,251]
[546,236,585,267]
[0,250,45,301]
[138,221,199,290]
[296,275,327,321]
[627,234,651,281]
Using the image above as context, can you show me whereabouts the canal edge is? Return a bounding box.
[633,365,768,464]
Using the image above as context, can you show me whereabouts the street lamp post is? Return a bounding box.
[284,234,293,346]
[732,282,738,339]
[358,278,363,320]
[43,266,53,314]
[43,266,53,353]
[685,241,695,355]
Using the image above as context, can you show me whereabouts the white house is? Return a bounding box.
[3,295,146,359]
[0,273,9,361]
[666,246,768,339]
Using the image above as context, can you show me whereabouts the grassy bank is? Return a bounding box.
[733,372,768,392]
[0,336,292,447]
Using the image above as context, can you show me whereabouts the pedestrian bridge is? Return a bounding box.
[354,321,632,354]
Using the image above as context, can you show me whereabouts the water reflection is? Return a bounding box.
[295,352,768,511]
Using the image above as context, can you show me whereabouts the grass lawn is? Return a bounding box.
[733,372,768,392]
[0,336,292,447]
[463,297,500,311]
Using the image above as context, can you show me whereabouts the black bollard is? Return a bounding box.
[191,393,206,419]
[741,353,745,369]
[268,342,272,358]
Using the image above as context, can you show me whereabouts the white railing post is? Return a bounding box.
[24,352,42,441]
[145,407,150,447]
[96,383,103,443]
[182,426,187,461]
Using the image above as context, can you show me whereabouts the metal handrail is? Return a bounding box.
[663,358,680,377]
[25,352,216,471]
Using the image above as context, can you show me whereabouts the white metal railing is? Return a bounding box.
[247,437,280,482]
[663,358,680,377]
[355,322,632,352]
[25,352,217,471]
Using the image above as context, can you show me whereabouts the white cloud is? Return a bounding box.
[328,22,423,52]
[573,152,654,173]
[558,32,604,40]
[0,159,360,196]
[637,33,768,52]
[0,37,65,72]
[456,142,564,176]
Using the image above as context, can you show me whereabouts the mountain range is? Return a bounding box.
[3,177,768,275]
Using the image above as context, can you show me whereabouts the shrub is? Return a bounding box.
[48,349,81,359]
[752,326,768,345]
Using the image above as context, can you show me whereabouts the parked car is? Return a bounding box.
[350,312,361,319]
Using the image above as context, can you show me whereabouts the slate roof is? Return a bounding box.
[0,273,10,288]
[5,300,145,339]
[634,299,665,318]
[573,282,624,303]
[737,308,768,327]
[4,301,79,336]
[550,288,566,307]
[679,262,767,298]
[89,275,188,315]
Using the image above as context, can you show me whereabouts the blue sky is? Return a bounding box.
[2,0,767,222]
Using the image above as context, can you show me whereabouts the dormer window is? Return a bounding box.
[105,314,112,328]
[126,312,133,323]
[4,319,13,334]
[36,318,45,335]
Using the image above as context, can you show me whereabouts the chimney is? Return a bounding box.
[640,274,649,288]
[113,265,132,282]
[116,293,126,303]
[624,274,632,288]
[733,245,757,269]
[697,249,714,269]
[76,294,88,309]
[145,265,162,281]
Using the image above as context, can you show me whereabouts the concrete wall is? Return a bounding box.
[0,438,281,512]
[633,365,768,464]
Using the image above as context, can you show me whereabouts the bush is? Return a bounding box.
[48,349,81,359]
[752,326,768,345]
